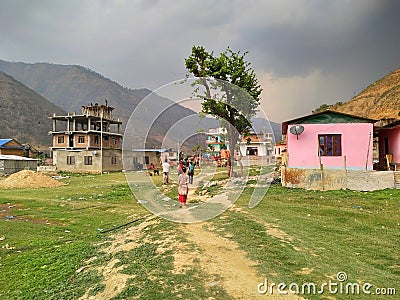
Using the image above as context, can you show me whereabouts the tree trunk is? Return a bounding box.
[228,123,238,177]
[237,146,244,177]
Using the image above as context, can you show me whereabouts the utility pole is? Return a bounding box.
[100,114,103,174]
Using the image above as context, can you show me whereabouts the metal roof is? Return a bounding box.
[282,110,377,135]
[0,139,12,147]
[0,154,37,161]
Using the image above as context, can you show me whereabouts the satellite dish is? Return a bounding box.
[289,125,304,139]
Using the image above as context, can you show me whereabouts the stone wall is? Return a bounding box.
[282,166,396,191]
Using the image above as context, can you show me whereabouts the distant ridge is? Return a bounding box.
[0,60,193,122]
[0,72,65,147]
[0,60,282,146]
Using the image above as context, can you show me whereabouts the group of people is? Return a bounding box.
[158,158,196,208]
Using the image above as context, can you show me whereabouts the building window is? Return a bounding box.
[84,156,93,165]
[319,134,342,156]
[247,147,258,156]
[57,136,64,144]
[67,156,75,165]
[78,136,85,143]
[94,135,99,144]
[112,137,117,145]
[111,156,117,165]
[103,135,109,141]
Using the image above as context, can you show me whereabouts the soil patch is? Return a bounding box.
[0,170,65,189]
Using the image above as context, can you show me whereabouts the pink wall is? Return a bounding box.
[287,123,373,170]
[378,126,400,163]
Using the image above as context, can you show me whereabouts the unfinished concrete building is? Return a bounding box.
[50,102,123,173]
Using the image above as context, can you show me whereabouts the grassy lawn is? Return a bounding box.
[0,171,399,299]
[210,185,400,299]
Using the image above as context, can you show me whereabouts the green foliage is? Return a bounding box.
[185,46,262,175]
[312,103,331,113]
[185,46,261,135]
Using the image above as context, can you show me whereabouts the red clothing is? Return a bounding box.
[178,194,187,204]
[178,173,189,204]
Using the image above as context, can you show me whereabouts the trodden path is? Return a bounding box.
[78,213,303,299]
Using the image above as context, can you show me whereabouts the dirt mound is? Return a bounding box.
[0,170,65,189]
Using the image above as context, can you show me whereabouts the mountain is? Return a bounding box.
[0,60,194,122]
[331,68,400,120]
[0,60,197,147]
[0,72,65,147]
[0,60,282,147]
[252,117,281,141]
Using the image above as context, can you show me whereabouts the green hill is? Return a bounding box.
[0,60,282,147]
[0,72,65,147]
[0,60,198,147]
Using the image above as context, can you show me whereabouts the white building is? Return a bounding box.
[238,132,274,166]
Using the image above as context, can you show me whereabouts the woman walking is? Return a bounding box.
[178,166,189,208]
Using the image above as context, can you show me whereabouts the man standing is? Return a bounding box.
[162,159,170,184]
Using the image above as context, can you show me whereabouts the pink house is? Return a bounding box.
[277,110,400,191]
[377,120,400,169]
[282,110,376,171]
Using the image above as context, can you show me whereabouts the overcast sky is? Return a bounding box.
[1,0,399,123]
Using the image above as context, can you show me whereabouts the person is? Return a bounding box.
[162,159,170,184]
[178,166,189,208]
[188,161,195,184]
[177,160,184,175]
[149,163,155,175]
[149,162,159,175]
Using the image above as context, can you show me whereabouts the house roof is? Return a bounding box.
[282,110,377,135]
[131,148,169,153]
[0,139,13,147]
[0,138,26,149]
[380,119,400,129]
[0,154,37,161]
[240,133,270,143]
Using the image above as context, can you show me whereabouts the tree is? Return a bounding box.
[312,103,330,113]
[185,46,262,176]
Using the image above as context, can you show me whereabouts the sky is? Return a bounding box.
[1,0,400,123]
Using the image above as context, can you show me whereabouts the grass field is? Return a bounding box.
[0,171,399,299]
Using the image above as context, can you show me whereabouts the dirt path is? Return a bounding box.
[78,213,302,299]
[78,169,303,299]
[183,222,302,300]
[184,222,264,299]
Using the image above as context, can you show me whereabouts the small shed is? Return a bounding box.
[0,155,38,175]
[0,139,26,156]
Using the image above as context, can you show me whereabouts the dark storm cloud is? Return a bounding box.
[236,0,400,77]
[0,0,399,121]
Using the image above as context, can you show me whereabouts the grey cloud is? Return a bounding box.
[0,0,399,122]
